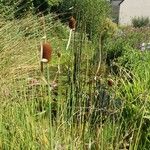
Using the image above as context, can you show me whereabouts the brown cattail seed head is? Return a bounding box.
[107,79,114,87]
[41,42,52,63]
[69,16,76,31]
[57,51,61,58]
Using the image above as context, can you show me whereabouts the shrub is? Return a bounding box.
[105,26,150,65]
[132,16,150,28]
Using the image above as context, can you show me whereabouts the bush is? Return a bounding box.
[105,26,150,61]
[132,16,150,28]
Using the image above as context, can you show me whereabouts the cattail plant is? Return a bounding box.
[38,13,52,87]
[39,36,52,84]
[38,13,51,74]
[40,38,59,89]
[66,16,76,50]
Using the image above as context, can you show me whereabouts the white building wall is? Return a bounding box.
[119,0,150,25]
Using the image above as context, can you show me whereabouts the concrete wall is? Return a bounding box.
[119,0,150,25]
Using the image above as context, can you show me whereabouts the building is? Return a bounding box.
[111,0,150,25]
[110,0,124,23]
[119,0,150,25]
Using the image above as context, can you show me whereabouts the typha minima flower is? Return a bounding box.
[57,51,61,58]
[40,39,52,73]
[107,79,114,87]
[66,16,76,50]
[41,43,52,63]
[69,16,76,31]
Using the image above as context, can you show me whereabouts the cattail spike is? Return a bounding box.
[40,42,52,72]
[69,16,76,31]
[66,16,76,50]
[41,43,52,62]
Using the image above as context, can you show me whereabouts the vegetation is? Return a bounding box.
[0,0,150,149]
[132,16,150,28]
